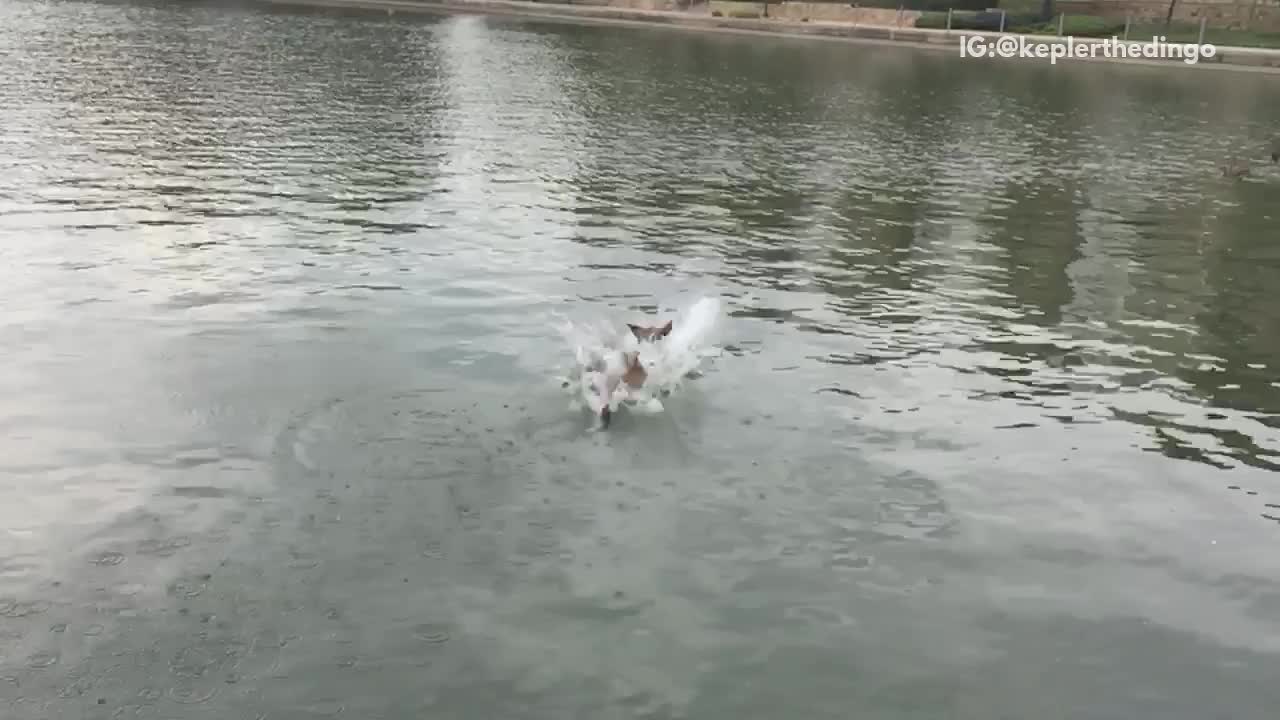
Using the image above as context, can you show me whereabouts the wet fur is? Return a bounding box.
[595,320,672,428]
[621,320,672,391]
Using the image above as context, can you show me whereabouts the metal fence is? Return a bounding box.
[705,0,1280,50]
[915,2,1280,49]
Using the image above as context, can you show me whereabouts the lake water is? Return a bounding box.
[2,0,1279,717]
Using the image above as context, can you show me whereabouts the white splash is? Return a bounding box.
[632,295,722,391]
[558,295,723,427]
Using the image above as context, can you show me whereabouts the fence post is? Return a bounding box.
[1198,15,1207,45]
[1058,12,1065,36]
[947,7,952,32]
[1123,14,1130,40]
[999,9,1006,32]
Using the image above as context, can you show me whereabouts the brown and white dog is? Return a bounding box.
[593,320,673,428]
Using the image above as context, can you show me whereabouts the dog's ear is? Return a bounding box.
[658,320,673,337]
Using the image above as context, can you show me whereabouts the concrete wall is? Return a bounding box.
[772,2,921,24]
[572,0,686,9]
[587,0,686,10]
[703,0,1280,32]
[707,0,920,25]
[603,0,1278,32]
[1057,0,1280,31]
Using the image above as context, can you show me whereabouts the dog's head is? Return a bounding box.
[627,320,672,342]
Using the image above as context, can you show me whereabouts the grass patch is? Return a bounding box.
[1016,15,1125,37]
[709,1,762,19]
[916,10,1040,31]
[916,11,1124,38]
[1127,22,1280,49]
[856,0,994,11]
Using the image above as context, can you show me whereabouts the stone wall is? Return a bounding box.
[573,0,686,9]
[1056,0,1280,31]
[597,0,685,10]
[771,2,921,24]
[707,0,920,24]
[601,0,1279,31]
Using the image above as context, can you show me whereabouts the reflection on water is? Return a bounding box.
[1,0,1279,717]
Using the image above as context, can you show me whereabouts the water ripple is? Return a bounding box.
[1,1,1279,718]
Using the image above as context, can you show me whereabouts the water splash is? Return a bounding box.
[558,296,723,427]
[634,295,722,390]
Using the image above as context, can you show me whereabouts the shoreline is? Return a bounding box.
[255,0,1280,74]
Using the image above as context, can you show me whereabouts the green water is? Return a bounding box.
[1,1,1278,717]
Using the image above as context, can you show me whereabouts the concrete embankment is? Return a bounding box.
[256,0,1280,73]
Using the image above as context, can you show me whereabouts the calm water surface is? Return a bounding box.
[2,0,1280,717]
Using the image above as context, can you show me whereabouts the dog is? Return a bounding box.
[583,319,673,429]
